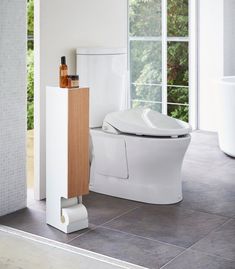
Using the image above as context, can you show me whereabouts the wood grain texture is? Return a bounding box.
[68,88,89,198]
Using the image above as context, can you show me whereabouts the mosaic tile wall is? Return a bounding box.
[0,0,27,216]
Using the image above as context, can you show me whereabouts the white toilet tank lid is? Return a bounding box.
[76,48,127,55]
[103,108,192,137]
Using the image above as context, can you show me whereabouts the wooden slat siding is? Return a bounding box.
[68,88,89,198]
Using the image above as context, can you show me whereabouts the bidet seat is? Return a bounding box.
[102,108,191,137]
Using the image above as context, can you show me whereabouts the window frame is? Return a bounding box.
[127,0,198,129]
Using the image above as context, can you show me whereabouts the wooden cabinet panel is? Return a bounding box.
[68,88,89,197]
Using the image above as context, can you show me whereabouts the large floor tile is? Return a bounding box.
[162,249,235,269]
[192,219,235,261]
[0,205,94,243]
[69,227,184,269]
[181,137,235,217]
[0,208,45,229]
[190,131,219,147]
[83,192,142,225]
[103,206,228,248]
[212,161,235,185]
[179,180,235,217]
[182,156,235,186]
[184,145,229,167]
[183,131,234,171]
[19,221,94,243]
[182,160,211,181]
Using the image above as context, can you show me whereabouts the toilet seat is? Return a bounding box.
[102,108,191,137]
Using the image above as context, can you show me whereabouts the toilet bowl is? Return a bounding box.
[90,108,191,204]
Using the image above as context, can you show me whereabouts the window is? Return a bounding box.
[129,0,193,123]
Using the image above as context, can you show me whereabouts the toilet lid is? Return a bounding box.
[103,108,192,137]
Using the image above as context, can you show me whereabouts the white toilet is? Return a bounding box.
[76,48,191,205]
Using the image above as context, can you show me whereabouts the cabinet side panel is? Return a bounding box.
[68,88,89,197]
[46,87,68,200]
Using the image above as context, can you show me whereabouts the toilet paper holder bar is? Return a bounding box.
[46,196,88,234]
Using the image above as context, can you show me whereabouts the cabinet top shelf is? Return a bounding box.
[47,86,89,91]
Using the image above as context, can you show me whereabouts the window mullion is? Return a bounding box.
[162,0,168,115]
[189,0,198,129]
[127,0,131,109]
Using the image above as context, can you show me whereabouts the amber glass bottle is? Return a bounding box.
[59,56,68,88]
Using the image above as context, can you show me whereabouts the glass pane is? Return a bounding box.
[132,100,162,113]
[131,84,162,102]
[167,42,188,86]
[130,41,162,85]
[167,86,188,104]
[167,0,188,37]
[167,104,189,122]
[129,0,161,37]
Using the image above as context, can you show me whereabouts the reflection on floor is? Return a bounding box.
[1,131,235,269]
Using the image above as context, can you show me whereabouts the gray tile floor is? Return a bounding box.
[0,131,235,269]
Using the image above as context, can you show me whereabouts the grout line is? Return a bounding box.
[66,225,98,244]
[176,203,233,219]
[98,226,186,251]
[144,198,233,220]
[69,203,232,259]
[160,218,234,268]
[191,217,231,244]
[186,247,235,262]
[188,218,235,259]
[66,205,143,244]
[160,247,235,269]
[98,205,144,227]
[160,249,189,269]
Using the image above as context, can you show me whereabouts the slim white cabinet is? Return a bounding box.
[46,86,89,233]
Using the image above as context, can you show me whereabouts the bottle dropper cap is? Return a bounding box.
[61,56,66,65]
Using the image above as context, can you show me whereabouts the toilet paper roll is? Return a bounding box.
[61,204,88,225]
[61,197,78,208]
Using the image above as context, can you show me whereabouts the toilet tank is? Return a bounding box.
[76,48,127,128]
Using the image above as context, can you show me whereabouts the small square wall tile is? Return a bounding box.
[0,0,27,217]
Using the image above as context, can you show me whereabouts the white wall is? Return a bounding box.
[198,0,224,132]
[224,0,235,76]
[0,0,27,216]
[35,0,128,199]
[198,0,235,131]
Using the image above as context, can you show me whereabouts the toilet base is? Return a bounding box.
[90,129,191,205]
[90,180,183,204]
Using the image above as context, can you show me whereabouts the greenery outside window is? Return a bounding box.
[129,0,190,122]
